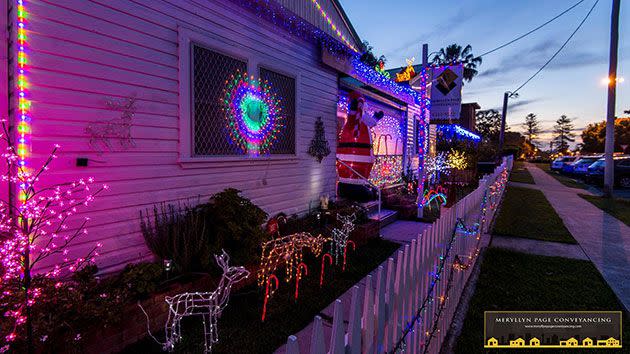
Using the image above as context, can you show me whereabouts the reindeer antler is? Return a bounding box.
[214,249,230,270]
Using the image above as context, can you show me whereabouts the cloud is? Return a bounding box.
[384,8,471,58]
[489,98,541,112]
[477,40,608,79]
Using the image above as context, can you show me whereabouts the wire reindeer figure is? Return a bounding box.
[140,250,249,353]
[86,96,136,153]
[330,213,356,265]
[258,232,328,286]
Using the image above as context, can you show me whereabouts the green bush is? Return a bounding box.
[140,200,212,273]
[206,188,267,266]
[117,262,164,300]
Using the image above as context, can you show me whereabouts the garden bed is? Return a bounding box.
[122,238,400,353]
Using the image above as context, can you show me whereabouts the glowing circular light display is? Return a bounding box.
[223,70,283,155]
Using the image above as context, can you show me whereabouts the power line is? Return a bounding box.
[511,0,600,95]
[478,0,586,58]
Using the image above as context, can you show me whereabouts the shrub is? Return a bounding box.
[206,188,267,265]
[140,200,212,273]
[0,265,128,353]
[117,262,164,300]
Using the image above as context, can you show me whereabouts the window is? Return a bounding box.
[187,42,296,158]
[192,45,247,156]
[259,67,296,155]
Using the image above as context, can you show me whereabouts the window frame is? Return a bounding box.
[177,26,299,167]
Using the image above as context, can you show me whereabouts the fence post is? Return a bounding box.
[310,316,326,354]
[286,335,300,354]
[330,300,345,354]
[347,285,362,354]
[361,276,375,354]
[375,265,386,353]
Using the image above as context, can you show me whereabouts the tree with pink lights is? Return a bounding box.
[0,122,107,353]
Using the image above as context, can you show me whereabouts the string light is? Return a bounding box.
[16,0,30,202]
[223,70,283,156]
[437,124,481,142]
[140,251,249,352]
[330,213,355,265]
[390,165,509,353]
[310,0,358,52]
[370,155,403,187]
[447,149,468,170]
[257,232,327,286]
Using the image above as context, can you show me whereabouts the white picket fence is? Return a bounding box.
[283,157,513,354]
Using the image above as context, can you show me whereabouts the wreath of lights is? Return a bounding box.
[223,70,283,156]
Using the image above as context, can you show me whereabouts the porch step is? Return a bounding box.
[360,200,380,215]
[368,208,398,228]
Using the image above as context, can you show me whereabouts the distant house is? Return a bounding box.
[2,0,428,272]
[582,337,594,346]
[529,337,540,346]
[486,337,499,347]
[509,338,525,347]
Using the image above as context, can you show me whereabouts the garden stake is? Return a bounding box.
[294,263,308,300]
[342,240,356,272]
[320,253,333,287]
[262,274,279,322]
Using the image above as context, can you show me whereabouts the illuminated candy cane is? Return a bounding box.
[342,240,356,272]
[294,263,308,301]
[262,274,279,322]
[320,253,333,287]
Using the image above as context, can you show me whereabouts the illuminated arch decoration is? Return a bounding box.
[223,70,283,156]
[422,186,447,208]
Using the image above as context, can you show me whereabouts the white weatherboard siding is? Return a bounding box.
[27,0,339,272]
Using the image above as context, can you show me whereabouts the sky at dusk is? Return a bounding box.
[339,0,629,148]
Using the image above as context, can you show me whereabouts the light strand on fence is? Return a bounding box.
[389,165,509,353]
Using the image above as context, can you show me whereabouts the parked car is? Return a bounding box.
[586,156,630,187]
[568,156,602,177]
[551,156,576,171]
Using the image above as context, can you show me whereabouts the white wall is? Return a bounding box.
[26,0,339,272]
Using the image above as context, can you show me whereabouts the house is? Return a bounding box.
[560,337,578,346]
[597,337,620,347]
[2,0,428,272]
[486,337,498,347]
[529,337,540,346]
[459,102,480,132]
[509,338,525,347]
[582,337,593,346]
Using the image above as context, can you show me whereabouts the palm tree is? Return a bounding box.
[431,44,482,82]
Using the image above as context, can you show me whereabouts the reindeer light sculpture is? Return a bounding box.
[86,96,136,153]
[330,213,356,265]
[140,250,249,353]
[258,232,327,286]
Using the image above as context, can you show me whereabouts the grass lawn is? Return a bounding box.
[123,238,400,354]
[533,163,589,190]
[579,194,630,227]
[493,186,576,243]
[509,161,535,184]
[455,248,630,353]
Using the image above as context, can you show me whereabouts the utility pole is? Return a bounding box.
[498,92,509,155]
[603,0,620,198]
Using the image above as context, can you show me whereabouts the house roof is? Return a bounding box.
[273,0,363,51]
